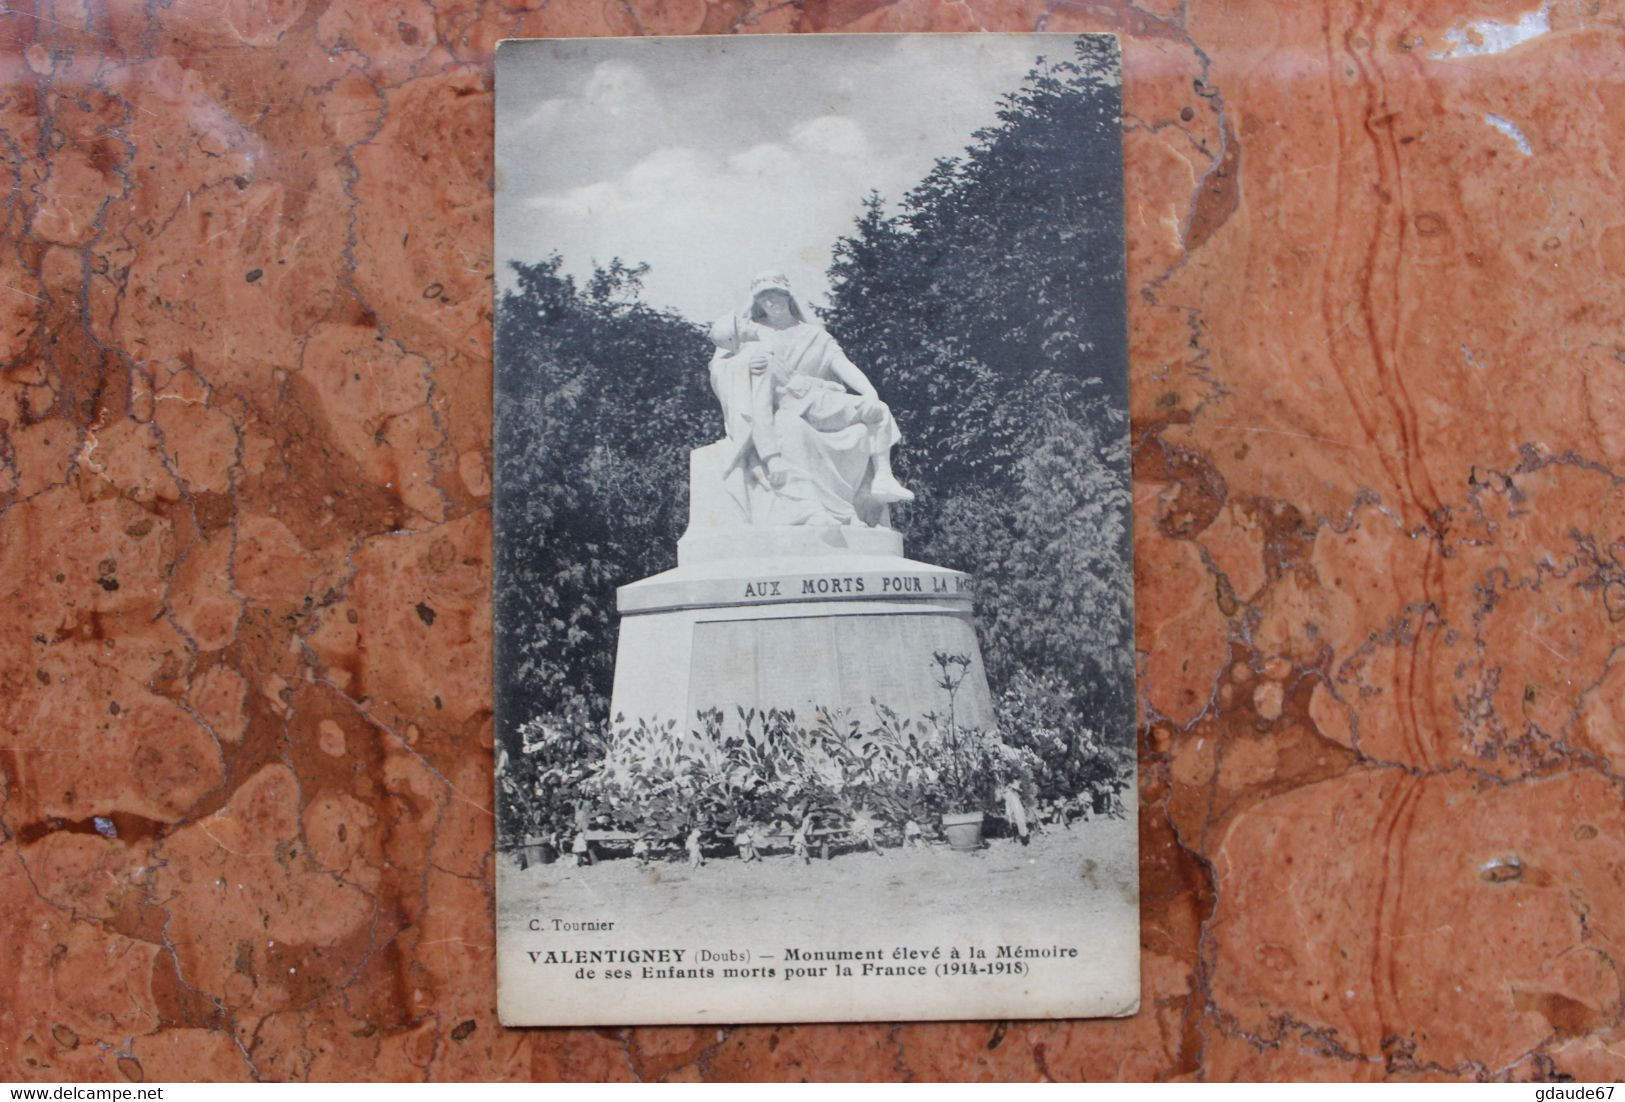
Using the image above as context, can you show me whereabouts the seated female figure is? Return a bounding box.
[704,271,913,529]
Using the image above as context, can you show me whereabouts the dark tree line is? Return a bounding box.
[494,36,1132,767]
[822,35,1132,738]
[493,258,714,734]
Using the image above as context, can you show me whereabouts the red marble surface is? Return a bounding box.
[1,0,1622,1083]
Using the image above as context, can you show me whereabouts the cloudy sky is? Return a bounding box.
[495,35,1072,323]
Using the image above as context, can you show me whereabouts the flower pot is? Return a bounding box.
[941,811,985,852]
[516,840,555,869]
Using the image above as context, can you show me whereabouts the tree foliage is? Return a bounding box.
[821,36,1133,726]
[493,257,714,735]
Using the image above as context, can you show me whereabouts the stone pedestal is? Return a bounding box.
[610,527,994,736]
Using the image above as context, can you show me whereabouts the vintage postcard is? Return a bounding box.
[494,33,1136,1026]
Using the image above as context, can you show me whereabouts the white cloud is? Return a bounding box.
[581,60,653,114]
[509,97,567,133]
[790,115,868,159]
[498,59,664,152]
[517,119,878,319]
[728,142,798,177]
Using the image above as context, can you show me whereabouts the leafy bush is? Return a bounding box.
[499,652,1138,853]
[494,259,715,731]
[995,667,1129,815]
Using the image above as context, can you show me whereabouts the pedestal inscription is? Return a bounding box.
[611,554,993,733]
[617,564,975,614]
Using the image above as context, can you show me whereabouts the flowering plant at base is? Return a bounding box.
[502,650,1136,849]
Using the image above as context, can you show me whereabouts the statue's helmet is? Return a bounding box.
[746,270,811,324]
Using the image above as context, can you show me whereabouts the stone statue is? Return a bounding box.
[615,271,991,743]
[696,271,913,532]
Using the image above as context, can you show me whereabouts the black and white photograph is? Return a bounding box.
[493,32,1137,1026]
